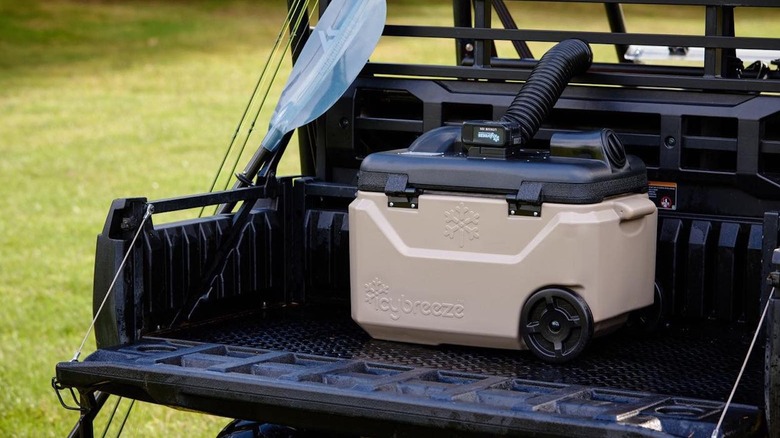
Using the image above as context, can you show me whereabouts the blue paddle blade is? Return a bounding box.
[260,0,387,152]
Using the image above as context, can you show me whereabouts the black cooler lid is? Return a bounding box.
[357,126,648,205]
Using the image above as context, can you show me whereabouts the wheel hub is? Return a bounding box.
[520,288,594,363]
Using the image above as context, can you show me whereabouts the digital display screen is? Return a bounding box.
[471,125,506,146]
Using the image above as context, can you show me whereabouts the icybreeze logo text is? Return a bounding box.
[364,278,465,321]
[477,131,501,143]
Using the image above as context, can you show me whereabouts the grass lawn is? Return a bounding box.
[0,1,300,435]
[1,0,778,436]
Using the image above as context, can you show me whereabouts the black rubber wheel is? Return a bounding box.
[520,288,593,363]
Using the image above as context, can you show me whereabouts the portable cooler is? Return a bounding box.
[349,127,657,363]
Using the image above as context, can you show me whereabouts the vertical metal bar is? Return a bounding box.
[472,0,493,67]
[315,108,328,180]
[67,391,109,438]
[604,3,629,62]
[298,126,316,176]
[720,6,737,78]
[287,0,311,63]
[492,0,533,58]
[319,0,330,17]
[704,6,718,77]
[287,0,316,175]
[704,6,737,78]
[453,0,473,64]
[659,115,681,171]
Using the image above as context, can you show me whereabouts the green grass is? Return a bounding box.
[0,1,297,435]
[1,1,779,436]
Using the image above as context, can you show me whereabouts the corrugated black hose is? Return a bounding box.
[501,39,592,145]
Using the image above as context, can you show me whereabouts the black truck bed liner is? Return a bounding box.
[153,307,765,405]
[57,307,765,437]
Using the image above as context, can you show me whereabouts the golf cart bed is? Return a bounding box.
[152,306,763,405]
[57,305,765,437]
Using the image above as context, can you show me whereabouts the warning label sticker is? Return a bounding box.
[648,181,677,210]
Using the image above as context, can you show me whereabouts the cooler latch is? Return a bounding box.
[507,183,543,217]
[507,200,541,217]
[385,174,420,209]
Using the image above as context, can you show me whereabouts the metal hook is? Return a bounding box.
[52,377,82,412]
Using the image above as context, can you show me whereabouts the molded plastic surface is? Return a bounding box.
[358,153,648,204]
[56,332,764,438]
[350,191,657,353]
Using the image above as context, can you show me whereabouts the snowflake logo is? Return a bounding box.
[364,278,389,304]
[444,202,480,248]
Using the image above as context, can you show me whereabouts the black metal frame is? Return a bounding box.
[373,1,780,91]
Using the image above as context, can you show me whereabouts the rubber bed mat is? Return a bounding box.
[153,305,764,406]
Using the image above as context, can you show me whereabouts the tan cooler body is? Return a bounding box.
[349,128,657,363]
